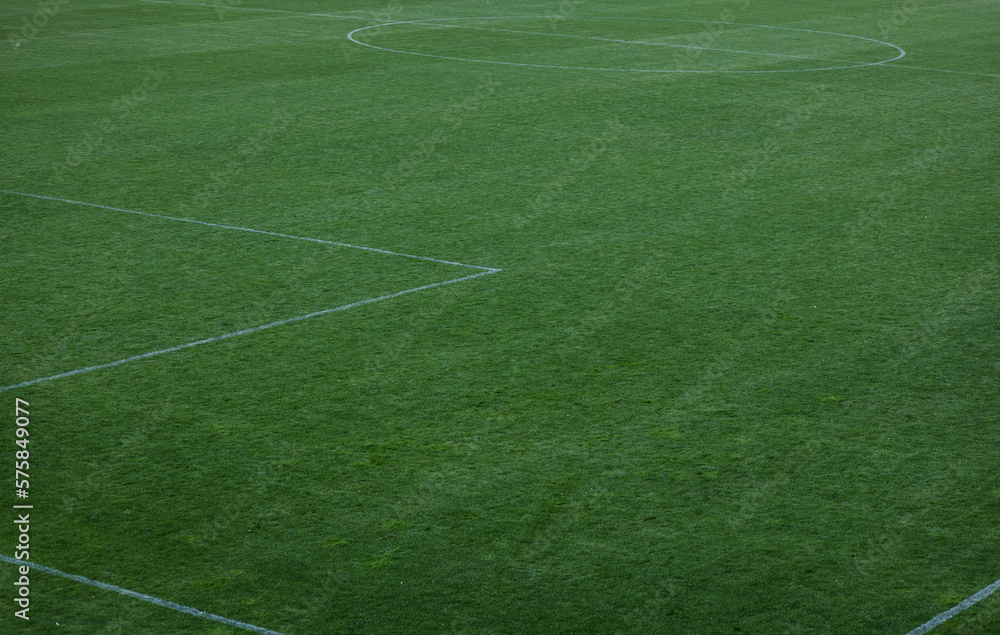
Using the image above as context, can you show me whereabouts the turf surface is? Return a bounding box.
[1,0,998,632]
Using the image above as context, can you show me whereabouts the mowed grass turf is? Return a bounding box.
[1,0,998,632]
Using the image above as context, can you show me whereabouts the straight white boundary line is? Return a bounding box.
[0,555,286,634]
[906,578,1000,634]
[881,63,1000,79]
[0,190,498,271]
[0,270,495,393]
[0,190,501,392]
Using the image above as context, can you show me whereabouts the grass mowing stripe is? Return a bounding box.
[0,269,498,393]
[0,190,498,271]
[137,0,371,22]
[906,578,1000,634]
[0,555,286,634]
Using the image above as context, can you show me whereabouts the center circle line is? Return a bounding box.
[346,16,906,74]
[404,22,867,65]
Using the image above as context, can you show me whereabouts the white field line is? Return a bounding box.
[881,64,1000,78]
[137,3,905,73]
[906,578,1000,634]
[0,190,500,392]
[346,17,904,74]
[0,270,495,393]
[0,190,497,271]
[370,18,899,65]
[136,1,997,79]
[0,555,285,634]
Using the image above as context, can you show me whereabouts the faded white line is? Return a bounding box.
[882,64,1000,78]
[138,0,370,21]
[0,555,285,634]
[0,189,496,271]
[0,270,498,393]
[906,578,1000,634]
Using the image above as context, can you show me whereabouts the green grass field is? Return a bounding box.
[2,0,998,632]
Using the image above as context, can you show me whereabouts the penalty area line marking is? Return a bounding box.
[0,189,501,392]
[0,555,286,635]
[906,578,1000,634]
[0,189,496,271]
[0,270,498,393]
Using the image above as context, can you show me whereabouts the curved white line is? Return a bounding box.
[388,20,885,64]
[347,16,905,74]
